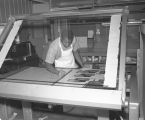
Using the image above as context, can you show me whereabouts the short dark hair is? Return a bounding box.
[61,29,74,42]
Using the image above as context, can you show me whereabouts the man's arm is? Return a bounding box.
[45,62,59,75]
[72,37,83,68]
[44,38,66,77]
[45,62,66,77]
[73,50,83,68]
[45,40,60,75]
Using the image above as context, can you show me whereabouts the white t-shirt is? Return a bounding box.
[45,37,78,64]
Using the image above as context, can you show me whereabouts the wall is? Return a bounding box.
[71,23,140,50]
[71,24,109,50]
[32,4,50,13]
[0,0,32,23]
[127,25,140,49]
[24,21,51,60]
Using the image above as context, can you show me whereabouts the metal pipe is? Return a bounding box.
[102,21,142,26]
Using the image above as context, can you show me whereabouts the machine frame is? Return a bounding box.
[0,7,139,120]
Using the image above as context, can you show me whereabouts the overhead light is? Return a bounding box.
[30,0,48,4]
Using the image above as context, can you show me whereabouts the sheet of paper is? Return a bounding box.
[88,30,94,38]
[0,20,23,68]
[55,69,89,85]
[104,14,121,87]
[55,68,97,87]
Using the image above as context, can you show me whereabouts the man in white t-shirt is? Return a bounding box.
[45,29,83,77]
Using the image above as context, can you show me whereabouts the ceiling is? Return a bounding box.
[30,0,145,13]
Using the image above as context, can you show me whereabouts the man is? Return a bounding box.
[45,29,83,77]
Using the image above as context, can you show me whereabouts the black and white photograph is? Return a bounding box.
[0,0,144,120]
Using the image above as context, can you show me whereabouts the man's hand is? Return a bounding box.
[59,70,66,78]
[80,62,84,68]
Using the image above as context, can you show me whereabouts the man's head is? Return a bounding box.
[60,29,74,48]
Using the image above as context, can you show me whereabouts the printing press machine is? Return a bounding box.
[0,7,141,120]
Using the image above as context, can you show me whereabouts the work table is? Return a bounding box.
[0,67,122,110]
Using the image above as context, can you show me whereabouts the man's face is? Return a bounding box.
[61,37,73,48]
